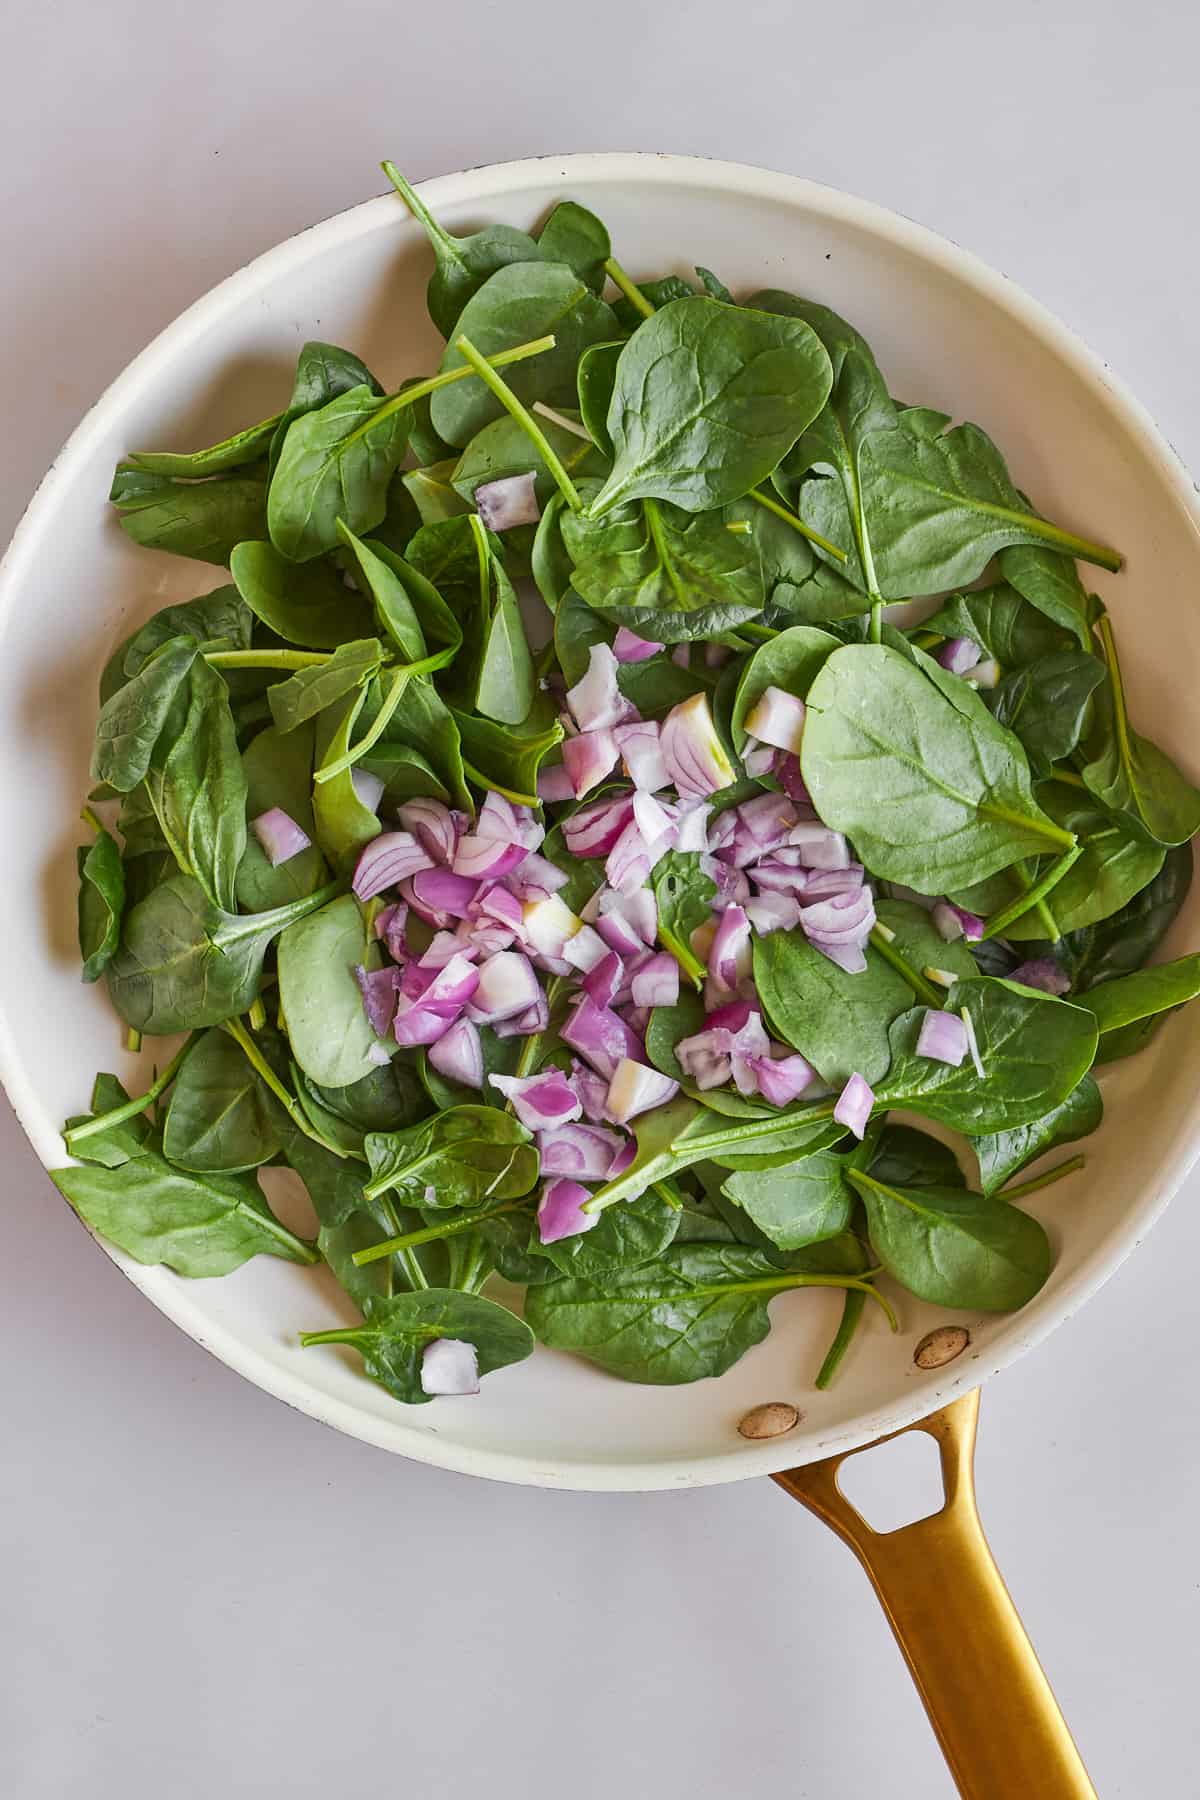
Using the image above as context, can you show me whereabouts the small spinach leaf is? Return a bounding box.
[162,1027,282,1172]
[363,1106,538,1209]
[301,1288,533,1404]
[110,468,268,566]
[277,893,385,1090]
[721,1153,853,1249]
[972,1075,1103,1196]
[230,540,374,648]
[77,826,126,982]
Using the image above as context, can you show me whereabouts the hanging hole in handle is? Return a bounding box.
[835,1429,947,1534]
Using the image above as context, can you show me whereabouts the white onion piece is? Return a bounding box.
[746,893,802,935]
[833,1072,874,1139]
[743,746,777,779]
[614,718,671,792]
[421,1339,480,1396]
[561,923,609,973]
[350,767,385,815]
[522,893,583,959]
[660,693,735,798]
[631,952,679,1009]
[475,470,540,531]
[251,808,311,867]
[598,885,657,944]
[916,1010,968,1066]
[605,1058,679,1123]
[965,658,1001,689]
[566,643,627,731]
[674,800,711,853]
[744,685,806,753]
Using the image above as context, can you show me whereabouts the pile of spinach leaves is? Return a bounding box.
[53,163,1200,1410]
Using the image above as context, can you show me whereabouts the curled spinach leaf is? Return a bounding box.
[77,826,125,982]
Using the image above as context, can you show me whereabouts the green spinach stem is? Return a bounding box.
[454,333,583,511]
[314,666,412,785]
[603,256,655,319]
[352,1196,532,1265]
[867,925,943,1006]
[815,1288,867,1389]
[983,844,1084,939]
[997,1154,1085,1201]
[345,333,557,452]
[64,1035,196,1148]
[747,486,849,562]
[205,649,330,671]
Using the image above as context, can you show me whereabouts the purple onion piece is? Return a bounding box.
[537,1178,599,1245]
[612,626,663,663]
[560,996,645,1079]
[467,951,541,1024]
[561,793,635,859]
[475,470,540,532]
[1009,958,1072,997]
[562,728,620,798]
[397,797,459,864]
[933,900,985,943]
[490,1069,582,1131]
[833,1072,874,1139]
[537,763,576,804]
[352,831,434,901]
[354,964,401,1037]
[251,807,312,868]
[660,693,735,798]
[537,1121,628,1180]
[566,643,627,732]
[427,1017,484,1088]
[916,1009,969,1066]
[937,636,982,676]
[631,952,680,1010]
[606,1058,679,1124]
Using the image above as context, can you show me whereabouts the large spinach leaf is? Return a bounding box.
[268,384,411,562]
[230,540,375,648]
[363,1106,538,1208]
[276,893,385,1090]
[162,1026,282,1172]
[1056,842,1193,991]
[848,1171,1050,1311]
[383,163,544,338]
[110,468,268,566]
[721,1153,854,1250]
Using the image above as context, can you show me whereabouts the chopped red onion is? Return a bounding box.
[614,718,670,792]
[353,831,434,901]
[746,892,802,935]
[743,746,777,779]
[774,753,812,808]
[676,1027,733,1090]
[610,1136,636,1176]
[744,685,807,754]
[374,901,410,965]
[561,793,635,859]
[490,1069,582,1131]
[350,768,385,815]
[562,923,609,974]
[537,1177,599,1244]
[674,800,711,853]
[409,951,480,1015]
[815,940,869,975]
[710,905,752,996]
[670,644,690,670]
[504,851,569,899]
[409,867,480,921]
[749,859,810,895]
[354,964,401,1037]
[800,887,876,957]
[463,921,517,958]
[466,950,541,1024]
[612,626,663,663]
[737,791,799,850]
[570,1057,614,1122]
[833,1072,874,1139]
[594,907,645,959]
[916,1009,969,1066]
[537,763,576,804]
[396,797,460,865]
[661,692,736,799]
[706,808,736,854]
[754,1052,815,1107]
[631,951,679,1009]
[933,900,985,943]
[563,727,620,798]
[706,999,754,1032]
[597,885,657,944]
[522,893,583,960]
[537,1121,628,1180]
[705,856,752,909]
[418,929,480,970]
[725,1008,772,1095]
[965,658,1001,689]
[420,1338,480,1396]
[475,470,540,532]
[479,793,544,852]
[606,1058,679,1123]
[788,822,851,870]
[801,865,866,902]
[474,884,525,932]
[605,815,668,894]
[631,788,675,847]
[937,636,982,676]
[582,949,624,1009]
[251,807,312,867]
[492,989,551,1039]
[560,995,645,1078]
[566,643,628,732]
[392,996,458,1047]
[451,832,528,881]
[427,1017,484,1088]
[1009,958,1072,997]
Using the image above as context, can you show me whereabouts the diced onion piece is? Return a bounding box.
[753,1052,815,1107]
[478,793,544,851]
[409,868,480,921]
[788,822,851,870]
[396,797,460,864]
[614,718,670,792]
[932,900,985,943]
[744,685,806,754]
[560,995,645,1078]
[350,768,385,814]
[490,1069,582,1131]
[961,1006,986,1078]
[451,832,528,880]
[631,951,680,1009]
[660,693,735,798]
[491,988,551,1038]
[251,807,312,868]
[467,950,541,1023]
[1009,958,1072,997]
[937,636,982,676]
[744,746,776,779]
[537,1122,628,1180]
[582,949,624,1009]
[354,964,400,1037]
[833,1072,875,1139]
[612,626,663,663]
[522,892,583,960]
[537,763,576,803]
[563,728,620,798]
[505,852,569,899]
[562,923,609,974]
[746,893,802,935]
[475,471,540,531]
[709,904,752,998]
[606,1058,679,1124]
[561,793,635,859]
[675,1027,733,1091]
[353,831,434,900]
[566,643,627,731]
[916,1009,968,1066]
[421,1339,479,1396]
[537,1178,599,1244]
[427,1017,484,1088]
[964,658,1001,689]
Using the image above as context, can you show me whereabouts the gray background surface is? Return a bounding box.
[2,4,1198,1794]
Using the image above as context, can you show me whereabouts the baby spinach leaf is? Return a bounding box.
[277,1119,369,1230]
[1075,953,1200,1040]
[64,1073,153,1168]
[143,656,247,913]
[645,992,706,1083]
[268,341,383,473]
[104,587,253,701]
[357,740,450,810]
[451,410,605,509]
[525,1243,869,1385]
[534,1187,680,1281]
[999,786,1164,941]
[998,543,1093,648]
[430,263,617,446]
[277,892,385,1089]
[450,704,563,807]
[563,490,764,642]
[801,643,1073,890]
[301,1288,533,1404]
[924,583,1074,666]
[803,420,1119,598]
[363,1105,538,1209]
[985,649,1105,774]
[318,1207,408,1313]
[872,898,980,989]
[125,413,281,479]
[403,458,469,526]
[536,200,611,291]
[105,872,341,1035]
[653,852,718,988]
[310,1058,428,1137]
[236,720,329,911]
[229,540,374,648]
[162,1026,282,1172]
[384,676,472,814]
[729,623,840,751]
[268,639,385,735]
[576,341,622,456]
[1080,617,1200,847]
[475,543,535,725]
[848,1171,1050,1311]
[77,827,125,982]
[91,638,199,792]
[754,929,910,1085]
[268,384,411,562]
[869,1124,965,1190]
[610,273,698,332]
[384,164,545,338]
[336,524,462,664]
[52,1145,315,1276]
[721,1153,853,1249]
[972,1074,1103,1196]
[110,468,269,566]
[587,297,833,517]
[874,978,1098,1135]
[1057,842,1193,990]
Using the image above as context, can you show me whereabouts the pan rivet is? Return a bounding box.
[738,1401,801,1439]
[914,1326,971,1370]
